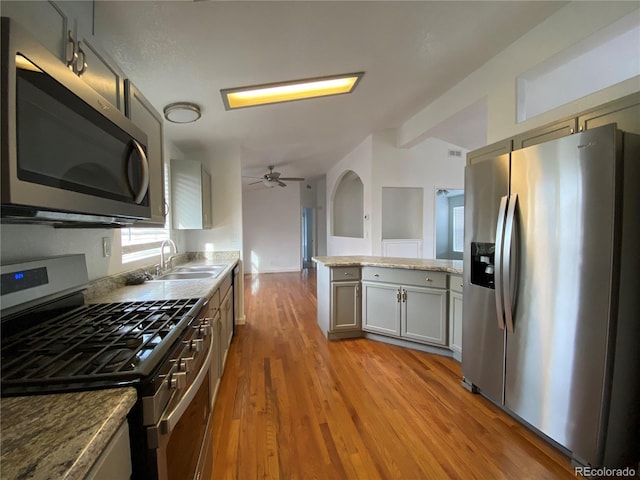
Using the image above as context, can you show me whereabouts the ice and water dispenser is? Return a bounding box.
[470,242,496,289]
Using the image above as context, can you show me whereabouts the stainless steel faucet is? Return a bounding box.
[159,239,178,272]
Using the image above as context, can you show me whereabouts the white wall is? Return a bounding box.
[242,186,301,273]
[371,130,466,258]
[326,136,373,256]
[183,143,243,255]
[398,1,640,148]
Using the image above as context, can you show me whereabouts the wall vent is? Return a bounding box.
[448,149,462,157]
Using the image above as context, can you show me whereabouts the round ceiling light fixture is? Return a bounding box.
[163,102,202,124]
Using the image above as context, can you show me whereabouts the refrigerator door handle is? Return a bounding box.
[494,195,509,330]
[503,193,518,332]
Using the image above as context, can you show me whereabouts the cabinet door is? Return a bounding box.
[208,311,221,408]
[201,168,213,229]
[362,282,400,336]
[2,1,75,63]
[579,92,640,135]
[401,286,447,345]
[513,118,577,151]
[331,281,361,332]
[467,138,512,166]
[126,81,166,225]
[76,24,127,112]
[449,291,463,355]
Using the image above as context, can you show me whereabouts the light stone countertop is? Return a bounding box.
[312,256,463,274]
[87,258,238,304]
[1,388,137,480]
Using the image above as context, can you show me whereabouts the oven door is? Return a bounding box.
[147,321,214,480]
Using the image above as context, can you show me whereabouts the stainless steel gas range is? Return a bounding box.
[1,255,215,479]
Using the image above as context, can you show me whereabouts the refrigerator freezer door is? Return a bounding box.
[505,125,619,465]
[462,153,509,404]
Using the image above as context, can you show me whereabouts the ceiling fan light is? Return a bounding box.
[262,179,275,187]
[221,72,364,110]
[164,102,202,123]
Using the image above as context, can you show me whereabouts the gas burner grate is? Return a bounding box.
[1,298,204,391]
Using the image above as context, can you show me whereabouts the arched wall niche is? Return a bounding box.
[332,170,364,238]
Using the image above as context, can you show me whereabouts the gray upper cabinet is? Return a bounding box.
[469,93,639,163]
[75,22,127,112]
[171,159,212,230]
[467,138,512,166]
[2,1,126,112]
[578,92,640,135]
[513,117,577,151]
[126,81,166,226]
[1,1,84,63]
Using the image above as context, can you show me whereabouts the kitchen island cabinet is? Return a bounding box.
[362,267,447,346]
[314,256,462,357]
[316,264,362,339]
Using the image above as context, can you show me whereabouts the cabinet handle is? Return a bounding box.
[570,128,575,134]
[76,42,87,76]
[396,289,401,302]
[425,277,432,282]
[460,283,463,288]
[355,284,360,296]
[344,272,350,276]
[374,273,380,277]
[66,30,76,69]
[401,289,407,303]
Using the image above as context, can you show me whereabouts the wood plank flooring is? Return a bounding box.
[209,270,576,479]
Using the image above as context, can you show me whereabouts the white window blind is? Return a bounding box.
[452,206,464,253]
[121,227,169,263]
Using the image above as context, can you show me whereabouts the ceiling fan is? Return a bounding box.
[245,165,305,188]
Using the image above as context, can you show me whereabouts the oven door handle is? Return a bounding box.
[159,336,212,436]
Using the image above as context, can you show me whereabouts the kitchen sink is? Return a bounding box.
[154,272,216,281]
[173,265,226,274]
[153,265,226,281]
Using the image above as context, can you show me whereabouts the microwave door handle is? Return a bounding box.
[131,139,150,204]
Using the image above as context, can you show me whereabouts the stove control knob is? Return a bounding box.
[190,338,204,353]
[169,371,187,390]
[179,356,194,373]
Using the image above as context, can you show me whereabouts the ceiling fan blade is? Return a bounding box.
[248,180,264,185]
[279,177,305,181]
[277,181,287,187]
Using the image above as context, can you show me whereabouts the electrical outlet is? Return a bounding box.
[102,237,111,258]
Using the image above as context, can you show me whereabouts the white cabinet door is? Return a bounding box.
[401,286,447,345]
[331,281,361,331]
[362,282,400,336]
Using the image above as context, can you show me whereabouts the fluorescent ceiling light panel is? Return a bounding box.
[221,72,364,110]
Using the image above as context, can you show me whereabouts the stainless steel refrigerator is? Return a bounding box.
[461,123,640,468]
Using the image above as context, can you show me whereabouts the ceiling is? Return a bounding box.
[95,1,566,182]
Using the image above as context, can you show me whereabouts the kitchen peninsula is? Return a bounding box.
[313,256,464,360]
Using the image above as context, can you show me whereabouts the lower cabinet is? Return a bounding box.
[331,280,361,332]
[448,274,463,360]
[362,267,447,346]
[316,264,362,339]
[85,421,131,480]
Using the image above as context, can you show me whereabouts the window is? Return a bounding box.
[121,226,169,263]
[452,206,464,253]
[121,162,170,263]
[517,11,639,122]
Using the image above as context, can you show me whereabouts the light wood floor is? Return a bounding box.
[209,270,576,479]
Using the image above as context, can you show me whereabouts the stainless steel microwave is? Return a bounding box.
[1,17,150,226]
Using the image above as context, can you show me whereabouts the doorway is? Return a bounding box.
[302,207,315,268]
